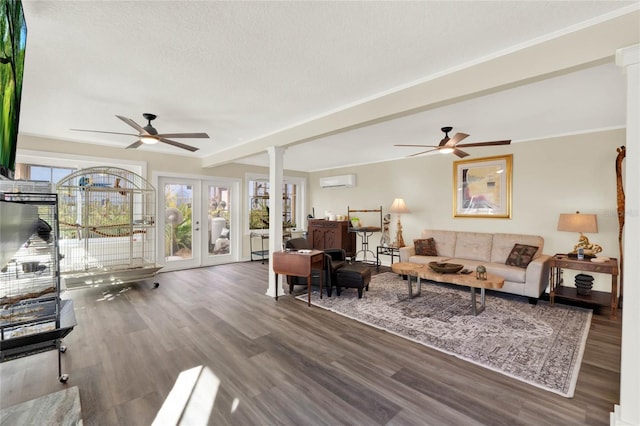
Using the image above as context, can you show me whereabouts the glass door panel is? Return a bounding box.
[206,183,231,259]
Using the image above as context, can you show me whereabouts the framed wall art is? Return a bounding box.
[453,154,512,218]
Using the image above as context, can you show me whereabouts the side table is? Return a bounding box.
[376,245,400,271]
[349,226,381,264]
[548,253,619,319]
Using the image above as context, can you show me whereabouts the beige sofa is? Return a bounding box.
[398,230,551,299]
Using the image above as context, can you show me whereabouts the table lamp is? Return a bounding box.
[389,198,410,248]
[557,211,602,257]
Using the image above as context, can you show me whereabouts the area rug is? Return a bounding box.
[297,272,592,398]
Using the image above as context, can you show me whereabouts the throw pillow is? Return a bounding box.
[414,238,437,256]
[505,243,538,268]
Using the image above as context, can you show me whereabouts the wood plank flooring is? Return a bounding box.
[0,261,621,425]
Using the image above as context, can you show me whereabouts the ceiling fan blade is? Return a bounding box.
[394,144,439,148]
[159,138,199,152]
[126,141,143,149]
[456,140,511,148]
[70,129,139,137]
[453,149,470,158]
[116,115,148,134]
[445,132,469,147]
[157,132,210,139]
[408,148,438,157]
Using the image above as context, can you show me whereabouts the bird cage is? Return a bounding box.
[56,167,161,289]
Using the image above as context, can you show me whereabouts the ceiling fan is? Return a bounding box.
[71,113,209,152]
[395,126,511,158]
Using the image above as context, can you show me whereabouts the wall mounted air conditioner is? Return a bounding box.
[319,174,356,189]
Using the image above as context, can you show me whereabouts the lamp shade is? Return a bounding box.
[389,198,410,214]
[557,212,598,233]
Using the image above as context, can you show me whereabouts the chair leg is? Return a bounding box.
[357,287,363,298]
[336,286,341,296]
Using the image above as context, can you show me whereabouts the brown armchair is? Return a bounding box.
[284,237,346,297]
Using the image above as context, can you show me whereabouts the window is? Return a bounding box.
[248,178,298,231]
[14,163,75,183]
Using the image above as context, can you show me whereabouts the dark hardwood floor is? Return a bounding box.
[0,261,621,425]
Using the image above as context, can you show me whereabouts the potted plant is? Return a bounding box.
[350,217,361,228]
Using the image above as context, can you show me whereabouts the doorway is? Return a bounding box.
[158,175,239,271]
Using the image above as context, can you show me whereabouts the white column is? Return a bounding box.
[612,44,640,426]
[265,146,286,297]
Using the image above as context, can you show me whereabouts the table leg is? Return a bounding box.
[470,288,486,316]
[275,272,279,301]
[611,273,618,319]
[549,266,556,307]
[405,276,422,299]
[471,288,477,315]
[307,274,311,307]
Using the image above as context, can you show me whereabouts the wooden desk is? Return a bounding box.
[548,254,619,319]
[272,250,324,307]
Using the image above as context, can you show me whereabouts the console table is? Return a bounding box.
[249,232,269,263]
[548,253,619,319]
[272,250,324,307]
[249,230,293,263]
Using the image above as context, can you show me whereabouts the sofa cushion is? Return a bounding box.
[486,263,527,284]
[421,230,456,258]
[414,238,437,256]
[407,255,450,265]
[505,244,539,268]
[453,232,493,262]
[491,233,544,263]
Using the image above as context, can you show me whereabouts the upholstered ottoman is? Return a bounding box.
[336,263,371,298]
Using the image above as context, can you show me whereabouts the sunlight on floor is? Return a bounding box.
[152,365,225,425]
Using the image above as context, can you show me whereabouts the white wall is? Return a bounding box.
[310,128,625,292]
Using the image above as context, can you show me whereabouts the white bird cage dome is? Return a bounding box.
[56,167,161,289]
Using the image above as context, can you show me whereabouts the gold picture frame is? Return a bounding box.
[453,154,512,218]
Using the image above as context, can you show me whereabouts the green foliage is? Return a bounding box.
[1,0,27,172]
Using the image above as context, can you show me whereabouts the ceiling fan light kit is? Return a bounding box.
[140,136,158,145]
[395,126,511,158]
[71,113,210,152]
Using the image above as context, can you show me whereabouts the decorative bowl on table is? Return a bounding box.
[428,261,464,274]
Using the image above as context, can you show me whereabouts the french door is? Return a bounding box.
[158,175,238,271]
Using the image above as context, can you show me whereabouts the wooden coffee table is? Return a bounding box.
[392,261,505,315]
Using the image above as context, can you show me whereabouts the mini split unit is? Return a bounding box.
[319,174,356,189]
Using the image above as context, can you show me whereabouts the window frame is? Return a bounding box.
[246,173,306,234]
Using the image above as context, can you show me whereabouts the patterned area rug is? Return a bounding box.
[297,272,592,397]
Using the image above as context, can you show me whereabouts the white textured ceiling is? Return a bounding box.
[18,1,640,172]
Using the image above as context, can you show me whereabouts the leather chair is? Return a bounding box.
[284,237,346,297]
